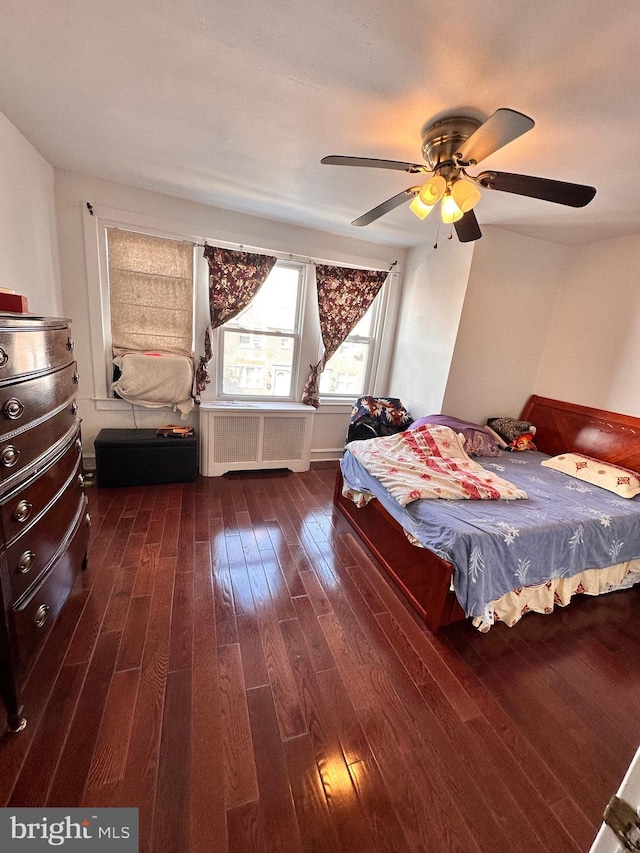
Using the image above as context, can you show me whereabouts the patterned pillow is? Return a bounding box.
[541,453,640,498]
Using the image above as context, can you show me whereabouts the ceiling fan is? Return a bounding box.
[321,108,597,242]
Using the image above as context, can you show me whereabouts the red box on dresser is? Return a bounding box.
[0,293,29,313]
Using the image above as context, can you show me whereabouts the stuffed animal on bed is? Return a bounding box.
[486,417,537,452]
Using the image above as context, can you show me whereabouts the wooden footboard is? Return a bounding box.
[333,469,465,631]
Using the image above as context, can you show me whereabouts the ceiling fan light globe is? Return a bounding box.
[451,179,482,212]
[409,195,434,219]
[418,175,446,205]
[441,193,464,223]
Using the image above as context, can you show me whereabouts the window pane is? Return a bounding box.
[222,331,295,396]
[319,340,370,396]
[226,266,299,332]
[350,305,374,337]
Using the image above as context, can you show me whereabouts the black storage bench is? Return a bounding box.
[94,429,197,488]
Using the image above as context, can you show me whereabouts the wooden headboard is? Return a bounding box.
[520,395,640,474]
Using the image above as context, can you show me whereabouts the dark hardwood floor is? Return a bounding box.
[1,462,639,852]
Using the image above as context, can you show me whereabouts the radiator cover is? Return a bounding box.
[199,402,315,476]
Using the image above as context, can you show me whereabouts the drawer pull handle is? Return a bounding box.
[75,438,82,453]
[34,604,50,628]
[85,512,92,527]
[17,550,36,574]
[13,500,32,523]
[0,347,8,367]
[71,401,78,416]
[73,372,80,384]
[3,398,24,420]
[1,445,20,467]
[67,337,75,351]
[78,473,85,487]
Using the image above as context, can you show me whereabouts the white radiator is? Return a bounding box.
[199,402,315,476]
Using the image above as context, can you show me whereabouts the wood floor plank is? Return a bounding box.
[218,644,259,808]
[348,754,436,853]
[227,801,266,853]
[168,570,193,673]
[246,685,302,853]
[283,734,340,853]
[191,540,227,853]
[116,549,175,848]
[152,668,192,853]
[247,564,306,740]
[132,543,160,598]
[369,741,481,853]
[84,667,140,793]
[117,594,152,672]
[292,595,334,673]
[315,667,372,766]
[47,629,122,806]
[237,614,270,690]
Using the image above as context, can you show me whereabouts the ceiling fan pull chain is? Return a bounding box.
[433,218,441,249]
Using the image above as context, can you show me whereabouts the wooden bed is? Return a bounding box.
[334,395,640,631]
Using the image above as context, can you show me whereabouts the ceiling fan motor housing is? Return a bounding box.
[421,116,482,175]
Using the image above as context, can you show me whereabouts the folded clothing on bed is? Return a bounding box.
[346,424,527,505]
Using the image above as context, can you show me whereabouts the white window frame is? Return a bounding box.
[84,205,198,409]
[213,260,307,403]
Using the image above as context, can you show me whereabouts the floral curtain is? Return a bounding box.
[302,264,388,408]
[194,245,277,396]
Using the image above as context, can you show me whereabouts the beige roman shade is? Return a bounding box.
[106,228,194,356]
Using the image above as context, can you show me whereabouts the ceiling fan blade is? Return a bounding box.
[477,171,597,207]
[454,210,482,242]
[456,108,535,165]
[351,188,417,226]
[322,155,429,174]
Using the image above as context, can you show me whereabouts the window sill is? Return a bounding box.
[92,397,138,411]
[200,400,315,413]
[317,398,356,412]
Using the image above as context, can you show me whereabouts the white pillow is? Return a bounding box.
[541,453,640,498]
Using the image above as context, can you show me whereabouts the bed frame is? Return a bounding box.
[334,395,640,631]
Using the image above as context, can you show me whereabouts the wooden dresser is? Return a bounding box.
[0,313,89,732]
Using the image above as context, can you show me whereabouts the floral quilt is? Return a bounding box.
[346,424,527,506]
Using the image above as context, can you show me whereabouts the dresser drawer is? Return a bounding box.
[0,326,75,384]
[13,500,89,670]
[0,405,79,488]
[6,476,86,605]
[0,362,78,440]
[0,429,82,545]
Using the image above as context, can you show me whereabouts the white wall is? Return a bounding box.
[535,232,640,417]
[54,169,405,461]
[387,237,475,418]
[442,227,569,423]
[0,112,62,315]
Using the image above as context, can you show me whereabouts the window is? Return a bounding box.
[85,204,397,409]
[217,262,304,398]
[319,299,381,398]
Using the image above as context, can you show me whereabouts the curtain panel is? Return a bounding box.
[195,245,277,396]
[302,265,388,408]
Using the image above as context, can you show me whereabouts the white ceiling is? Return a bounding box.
[1,0,640,248]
